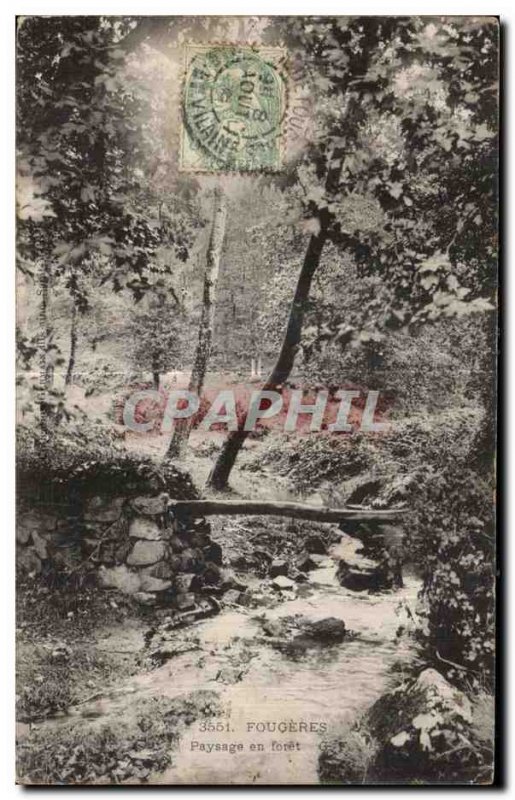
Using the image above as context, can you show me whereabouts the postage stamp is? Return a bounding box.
[180,45,287,173]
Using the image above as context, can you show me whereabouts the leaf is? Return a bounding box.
[53,242,72,257]
[420,731,433,752]
[447,275,459,291]
[471,297,495,312]
[418,253,452,274]
[301,217,322,237]
[472,123,495,142]
[391,731,411,748]
[388,182,403,200]
[80,185,96,203]
[421,274,439,291]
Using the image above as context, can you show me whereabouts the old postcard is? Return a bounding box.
[16,15,498,785]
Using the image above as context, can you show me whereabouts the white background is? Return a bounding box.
[1,1,510,796]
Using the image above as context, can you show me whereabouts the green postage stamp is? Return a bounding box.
[181,45,287,172]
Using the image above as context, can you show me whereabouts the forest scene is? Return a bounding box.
[16,16,497,785]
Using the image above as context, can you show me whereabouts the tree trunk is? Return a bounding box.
[207,223,334,489]
[65,302,78,386]
[207,151,346,490]
[38,260,53,426]
[166,187,227,459]
[170,499,406,524]
[151,351,160,390]
[206,228,327,489]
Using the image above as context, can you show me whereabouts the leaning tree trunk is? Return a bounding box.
[207,228,328,489]
[206,152,347,490]
[206,138,353,493]
[166,187,227,459]
[65,302,78,386]
[170,499,406,524]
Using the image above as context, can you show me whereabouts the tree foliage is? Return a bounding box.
[274,16,498,341]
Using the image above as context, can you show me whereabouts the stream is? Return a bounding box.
[39,533,421,786]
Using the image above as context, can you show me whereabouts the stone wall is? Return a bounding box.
[17,489,225,611]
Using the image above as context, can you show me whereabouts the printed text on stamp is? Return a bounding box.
[181,46,286,172]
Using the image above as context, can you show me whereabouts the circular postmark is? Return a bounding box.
[183,46,285,171]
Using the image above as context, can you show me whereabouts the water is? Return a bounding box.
[34,536,421,785]
[145,539,420,785]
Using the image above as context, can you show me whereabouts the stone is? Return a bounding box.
[223,589,244,605]
[133,592,156,606]
[100,542,116,565]
[202,562,222,585]
[130,493,169,516]
[17,548,42,574]
[262,619,283,637]
[16,525,31,545]
[98,565,141,594]
[17,510,57,543]
[306,617,346,643]
[367,668,475,783]
[18,509,57,533]
[84,496,126,522]
[190,530,211,548]
[41,531,67,547]
[200,585,224,598]
[310,554,329,565]
[128,517,162,541]
[141,561,173,580]
[168,554,183,573]
[269,559,288,578]
[243,591,275,608]
[337,559,390,592]
[231,554,254,570]
[271,575,295,591]
[174,592,196,611]
[169,535,186,553]
[327,526,344,545]
[220,569,247,591]
[139,575,172,592]
[179,548,201,572]
[236,590,255,607]
[114,539,133,563]
[127,540,166,566]
[174,573,196,593]
[304,534,327,555]
[294,571,309,583]
[31,531,48,560]
[203,541,223,566]
[296,552,318,572]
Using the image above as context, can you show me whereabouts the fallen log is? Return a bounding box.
[169,499,406,524]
